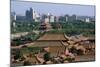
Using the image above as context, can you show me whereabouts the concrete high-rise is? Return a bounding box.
[25,7,33,21]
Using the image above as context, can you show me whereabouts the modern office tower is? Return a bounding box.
[71,14,77,21]
[59,16,66,22]
[85,17,90,22]
[65,16,68,22]
[32,8,36,20]
[76,16,85,22]
[64,14,69,22]
[50,15,55,22]
[67,14,76,22]
[41,14,48,22]
[25,10,30,20]
[55,16,59,22]
[77,16,92,22]
[35,14,41,22]
[33,9,41,22]
[25,7,33,21]
[29,8,33,20]
[16,15,26,21]
[90,16,95,22]
[45,17,49,22]
[47,13,51,23]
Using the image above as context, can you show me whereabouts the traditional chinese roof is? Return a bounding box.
[28,41,64,47]
[38,33,67,40]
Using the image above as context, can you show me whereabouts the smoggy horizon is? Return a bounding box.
[11,1,95,17]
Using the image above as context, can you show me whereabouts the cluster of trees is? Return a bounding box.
[11,20,95,37]
[61,21,95,29]
[20,47,42,55]
[11,21,40,33]
[11,32,45,46]
[51,21,95,36]
[11,33,39,46]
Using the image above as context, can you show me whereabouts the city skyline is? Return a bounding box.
[11,1,95,17]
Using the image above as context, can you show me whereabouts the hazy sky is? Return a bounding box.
[11,1,95,16]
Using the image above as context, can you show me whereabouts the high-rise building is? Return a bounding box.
[59,16,66,22]
[41,14,48,22]
[55,16,59,22]
[64,14,69,22]
[25,7,33,21]
[69,14,77,22]
[25,7,40,22]
[45,18,49,22]
[85,18,90,22]
[29,8,33,20]
[47,13,51,23]
[33,8,36,20]
[50,15,55,23]
[33,10,41,22]
[77,16,92,22]
[25,10,30,20]
[16,15,26,21]
[76,16,85,22]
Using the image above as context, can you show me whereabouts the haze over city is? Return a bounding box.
[11,1,95,16]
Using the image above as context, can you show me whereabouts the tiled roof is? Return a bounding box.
[28,41,64,47]
[38,33,67,40]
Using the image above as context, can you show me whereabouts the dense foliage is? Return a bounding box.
[11,21,40,33]
[51,21,95,36]
[11,21,95,46]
